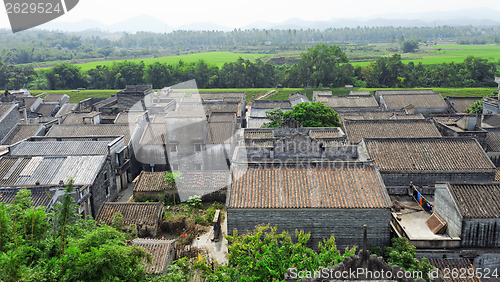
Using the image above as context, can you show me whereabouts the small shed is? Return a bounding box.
[132,238,176,275]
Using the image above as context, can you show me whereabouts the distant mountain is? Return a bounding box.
[34,8,500,33]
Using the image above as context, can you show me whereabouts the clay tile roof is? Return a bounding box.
[244,129,274,139]
[229,162,390,209]
[0,104,16,120]
[344,119,441,144]
[208,122,235,144]
[34,103,59,117]
[47,124,131,144]
[445,97,482,113]
[447,183,500,219]
[62,112,101,125]
[1,124,44,145]
[208,112,236,123]
[132,238,175,274]
[43,93,68,103]
[308,129,344,139]
[96,202,163,226]
[428,258,480,282]
[0,187,55,208]
[252,100,292,109]
[318,95,379,108]
[485,128,500,152]
[380,93,448,110]
[133,171,171,193]
[364,138,495,171]
[375,89,436,95]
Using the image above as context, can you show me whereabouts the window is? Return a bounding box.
[194,144,203,152]
[103,171,109,196]
[169,144,177,152]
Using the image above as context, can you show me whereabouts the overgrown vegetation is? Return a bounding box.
[263,102,342,128]
[0,184,150,281]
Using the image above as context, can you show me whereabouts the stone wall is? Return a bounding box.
[433,183,462,238]
[380,171,495,187]
[91,160,119,218]
[227,208,391,250]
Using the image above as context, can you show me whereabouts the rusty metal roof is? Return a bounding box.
[229,162,390,209]
[344,119,441,144]
[364,138,495,171]
[96,202,163,226]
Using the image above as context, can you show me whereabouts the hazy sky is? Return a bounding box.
[0,0,498,30]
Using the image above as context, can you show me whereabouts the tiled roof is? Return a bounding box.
[339,111,425,122]
[364,138,495,171]
[134,171,172,192]
[208,112,236,123]
[375,89,436,95]
[495,168,500,182]
[43,93,68,103]
[344,119,441,144]
[485,128,500,152]
[55,104,78,118]
[380,93,448,110]
[317,95,379,108]
[0,155,106,186]
[0,104,16,120]
[202,102,241,117]
[22,97,41,110]
[229,162,390,209]
[0,187,55,207]
[10,140,111,156]
[252,100,292,109]
[428,258,480,282]
[1,124,44,145]
[309,129,344,139]
[177,171,230,191]
[62,111,101,125]
[208,122,235,144]
[447,183,500,219]
[445,97,482,113]
[349,91,370,95]
[114,111,147,124]
[244,129,274,139]
[247,118,269,128]
[199,92,245,102]
[139,123,166,146]
[96,202,163,226]
[34,103,59,117]
[482,114,500,128]
[47,124,132,144]
[132,238,175,274]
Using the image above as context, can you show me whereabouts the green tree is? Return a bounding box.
[385,237,434,280]
[466,99,483,114]
[263,102,341,128]
[401,40,419,53]
[45,64,87,90]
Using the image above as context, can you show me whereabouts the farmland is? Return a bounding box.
[34,52,269,71]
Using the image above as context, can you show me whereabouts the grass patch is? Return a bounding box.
[34,51,269,71]
[29,89,118,103]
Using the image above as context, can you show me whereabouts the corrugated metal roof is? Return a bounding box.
[447,183,500,219]
[229,162,390,209]
[96,202,163,226]
[364,138,495,171]
[11,141,110,156]
[0,156,105,186]
[0,187,55,208]
[344,119,441,144]
[132,238,175,274]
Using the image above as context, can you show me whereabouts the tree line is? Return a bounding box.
[1,44,498,90]
[2,26,500,65]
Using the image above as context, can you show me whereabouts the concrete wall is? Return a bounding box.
[434,183,463,238]
[91,160,119,218]
[227,208,391,250]
[380,171,495,187]
[434,123,487,149]
[0,105,19,140]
